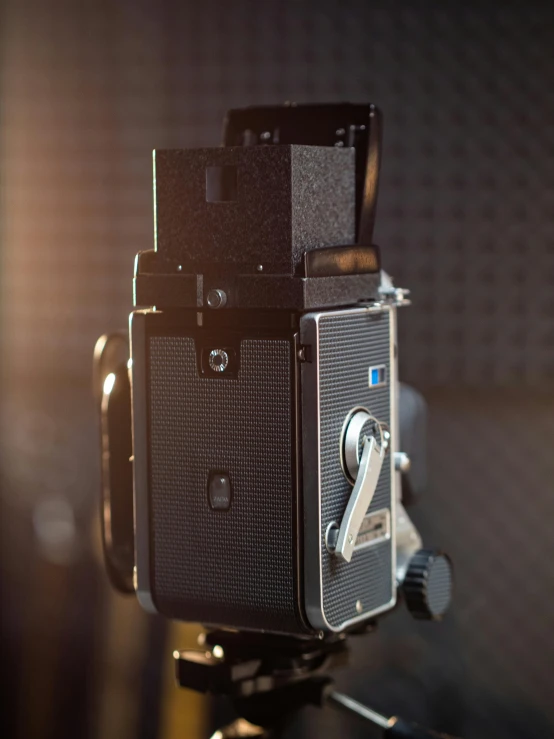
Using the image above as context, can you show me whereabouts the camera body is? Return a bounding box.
[98,104,452,637]
[132,300,398,635]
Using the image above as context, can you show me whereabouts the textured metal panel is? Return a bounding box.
[154,145,355,274]
[147,335,302,634]
[318,309,394,629]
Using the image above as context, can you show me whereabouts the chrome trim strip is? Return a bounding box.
[300,312,326,630]
[388,303,399,605]
[130,310,157,614]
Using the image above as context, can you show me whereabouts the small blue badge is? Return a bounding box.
[368,365,386,388]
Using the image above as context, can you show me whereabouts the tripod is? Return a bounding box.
[174,629,461,739]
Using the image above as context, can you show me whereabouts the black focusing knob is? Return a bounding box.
[402,549,453,620]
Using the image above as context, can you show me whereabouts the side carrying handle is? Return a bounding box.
[334,435,385,562]
[93,333,135,594]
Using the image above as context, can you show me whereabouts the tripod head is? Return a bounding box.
[174,629,461,739]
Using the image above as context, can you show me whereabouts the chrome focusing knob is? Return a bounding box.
[341,408,378,483]
[341,408,389,483]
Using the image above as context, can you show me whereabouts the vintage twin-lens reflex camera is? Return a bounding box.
[95,103,452,638]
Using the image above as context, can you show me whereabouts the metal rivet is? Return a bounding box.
[325,522,339,553]
[256,264,263,272]
[394,452,411,472]
[177,265,183,272]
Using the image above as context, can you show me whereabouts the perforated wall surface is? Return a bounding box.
[3,0,552,387]
[2,2,553,738]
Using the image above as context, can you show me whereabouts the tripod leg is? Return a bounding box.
[328,691,392,730]
[328,691,462,738]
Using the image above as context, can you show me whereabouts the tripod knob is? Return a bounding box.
[402,549,453,620]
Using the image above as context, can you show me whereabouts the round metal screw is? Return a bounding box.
[206,289,227,309]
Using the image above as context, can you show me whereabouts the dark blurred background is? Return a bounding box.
[1,1,553,738]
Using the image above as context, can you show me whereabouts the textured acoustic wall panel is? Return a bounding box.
[1,2,553,739]
[2,0,552,386]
